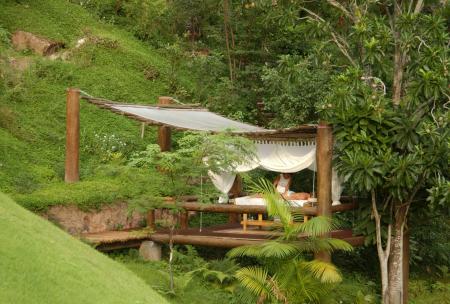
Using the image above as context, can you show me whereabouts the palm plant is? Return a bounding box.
[228,179,353,303]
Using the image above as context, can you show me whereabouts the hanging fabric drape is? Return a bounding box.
[234,142,316,173]
[209,141,344,204]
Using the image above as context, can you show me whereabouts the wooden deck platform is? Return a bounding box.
[81,223,364,251]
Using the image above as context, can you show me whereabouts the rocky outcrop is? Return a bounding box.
[41,202,145,235]
[11,31,64,56]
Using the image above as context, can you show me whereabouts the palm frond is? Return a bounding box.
[323,238,354,252]
[250,178,292,225]
[235,267,272,299]
[291,216,335,237]
[259,241,300,259]
[297,237,354,253]
[300,260,342,283]
[228,241,299,259]
[228,244,262,258]
[235,267,287,303]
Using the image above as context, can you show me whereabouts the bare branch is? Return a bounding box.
[372,190,386,258]
[301,6,325,22]
[330,32,357,66]
[301,7,357,66]
[327,0,355,22]
[414,0,424,14]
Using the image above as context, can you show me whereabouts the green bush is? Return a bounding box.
[12,165,164,211]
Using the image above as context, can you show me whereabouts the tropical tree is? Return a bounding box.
[294,1,449,303]
[228,179,353,303]
[129,131,255,293]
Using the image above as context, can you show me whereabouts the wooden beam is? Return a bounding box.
[157,96,172,151]
[314,121,333,262]
[170,202,316,215]
[149,233,365,249]
[150,233,263,248]
[65,88,80,183]
[160,201,358,215]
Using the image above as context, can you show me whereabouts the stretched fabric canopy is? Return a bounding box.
[210,141,344,204]
[109,104,266,133]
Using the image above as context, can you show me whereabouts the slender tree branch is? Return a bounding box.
[372,190,385,258]
[414,0,424,14]
[327,0,355,22]
[301,7,357,66]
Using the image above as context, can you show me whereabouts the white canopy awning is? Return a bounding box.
[109,104,266,133]
[83,96,318,139]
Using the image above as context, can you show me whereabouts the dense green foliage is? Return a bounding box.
[1,1,449,303]
[0,0,194,205]
[228,179,353,303]
[0,192,168,304]
[304,1,449,302]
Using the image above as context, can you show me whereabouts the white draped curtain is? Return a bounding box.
[209,141,344,204]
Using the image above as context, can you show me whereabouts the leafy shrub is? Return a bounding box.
[122,0,171,46]
[409,279,450,304]
[261,55,331,127]
[0,26,10,46]
[12,165,164,211]
[82,132,128,163]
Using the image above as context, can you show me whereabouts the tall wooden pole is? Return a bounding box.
[314,121,333,262]
[65,88,80,183]
[157,96,172,152]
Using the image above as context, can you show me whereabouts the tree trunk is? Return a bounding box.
[168,225,175,293]
[388,205,408,304]
[223,0,234,82]
[392,1,404,106]
[371,191,391,304]
[380,254,390,304]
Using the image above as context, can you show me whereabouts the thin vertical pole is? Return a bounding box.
[314,121,333,262]
[157,96,172,151]
[65,88,80,183]
[140,122,145,139]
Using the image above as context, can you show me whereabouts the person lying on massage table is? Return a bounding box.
[273,173,310,200]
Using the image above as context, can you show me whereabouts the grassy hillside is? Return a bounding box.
[0,0,194,209]
[0,192,168,304]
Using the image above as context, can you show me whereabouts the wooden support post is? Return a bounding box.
[65,88,80,183]
[157,96,172,151]
[314,121,333,262]
[180,210,188,230]
[147,209,155,229]
[242,213,248,231]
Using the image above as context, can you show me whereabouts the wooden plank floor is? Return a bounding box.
[80,223,364,251]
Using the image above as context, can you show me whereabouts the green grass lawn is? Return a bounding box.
[0,0,194,209]
[0,192,169,304]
